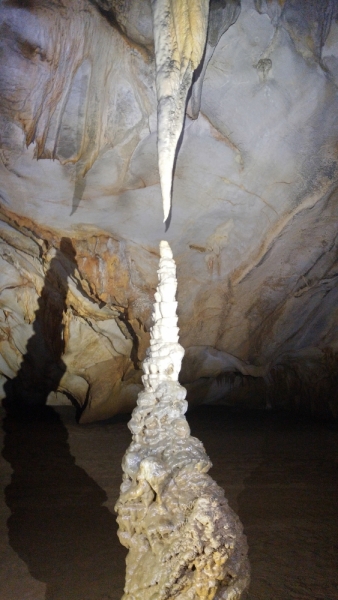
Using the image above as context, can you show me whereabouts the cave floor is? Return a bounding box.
[0,405,337,600]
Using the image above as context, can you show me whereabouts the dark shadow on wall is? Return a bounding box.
[3,237,75,416]
[1,238,126,599]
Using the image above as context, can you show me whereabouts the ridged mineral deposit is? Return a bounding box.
[115,240,250,600]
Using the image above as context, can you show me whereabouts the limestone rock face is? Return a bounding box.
[1,0,338,420]
[115,241,249,599]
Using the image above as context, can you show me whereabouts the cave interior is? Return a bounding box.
[0,0,338,598]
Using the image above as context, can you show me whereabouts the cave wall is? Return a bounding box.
[0,0,338,421]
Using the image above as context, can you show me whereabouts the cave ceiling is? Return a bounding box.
[0,0,338,421]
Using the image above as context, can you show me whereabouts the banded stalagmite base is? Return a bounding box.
[115,241,250,600]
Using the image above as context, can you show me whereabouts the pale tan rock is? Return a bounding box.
[79,357,141,423]
[0,208,146,420]
[115,242,249,599]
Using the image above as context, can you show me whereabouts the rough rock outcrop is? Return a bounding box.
[115,241,249,599]
[1,0,338,420]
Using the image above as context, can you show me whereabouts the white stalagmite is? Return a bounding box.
[151,0,209,221]
[115,241,250,600]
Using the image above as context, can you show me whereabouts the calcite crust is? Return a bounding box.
[115,241,249,599]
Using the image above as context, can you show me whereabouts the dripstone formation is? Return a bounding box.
[115,241,249,600]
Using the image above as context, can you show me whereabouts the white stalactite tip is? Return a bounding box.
[159,239,173,258]
[115,240,250,599]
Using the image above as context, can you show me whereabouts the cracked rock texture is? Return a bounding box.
[1,0,338,421]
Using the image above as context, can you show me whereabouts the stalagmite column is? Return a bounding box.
[115,241,250,600]
[151,0,209,220]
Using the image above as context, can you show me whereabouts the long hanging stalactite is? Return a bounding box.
[151,0,210,221]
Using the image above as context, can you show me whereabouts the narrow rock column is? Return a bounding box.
[115,241,250,600]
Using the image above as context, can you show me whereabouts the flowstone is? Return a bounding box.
[115,241,250,600]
